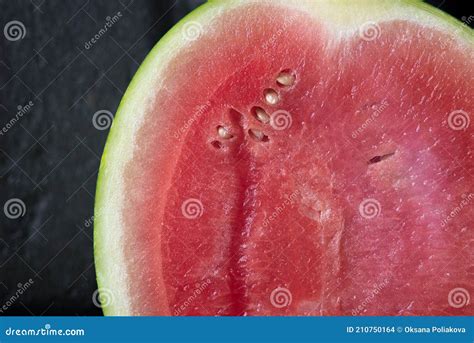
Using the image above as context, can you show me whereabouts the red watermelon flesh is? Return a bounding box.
[95,1,473,316]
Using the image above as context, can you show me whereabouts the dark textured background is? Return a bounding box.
[0,0,471,316]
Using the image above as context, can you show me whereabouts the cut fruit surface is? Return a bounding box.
[94,0,474,316]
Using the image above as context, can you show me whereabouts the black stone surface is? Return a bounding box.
[0,0,470,316]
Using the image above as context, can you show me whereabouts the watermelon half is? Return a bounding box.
[94,0,473,316]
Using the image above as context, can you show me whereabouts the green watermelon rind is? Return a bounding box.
[94,0,472,316]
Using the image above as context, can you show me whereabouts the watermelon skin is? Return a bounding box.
[94,0,474,316]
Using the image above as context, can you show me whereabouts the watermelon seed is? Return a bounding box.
[264,88,279,105]
[248,128,269,142]
[217,125,233,139]
[276,70,295,87]
[211,140,223,149]
[368,152,395,164]
[252,107,270,124]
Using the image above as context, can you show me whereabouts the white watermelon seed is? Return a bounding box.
[252,107,270,124]
[264,89,279,105]
[217,126,233,139]
[276,71,295,87]
[248,128,269,142]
